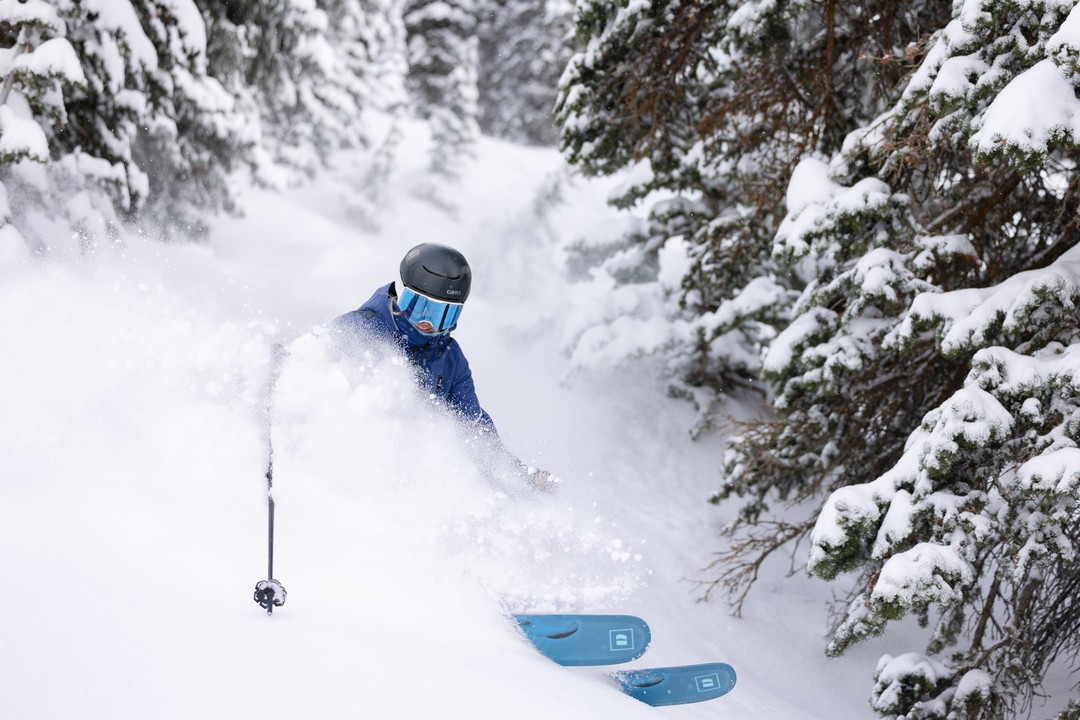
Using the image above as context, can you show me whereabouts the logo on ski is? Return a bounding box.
[609,628,635,651]
[695,673,722,692]
[514,613,650,666]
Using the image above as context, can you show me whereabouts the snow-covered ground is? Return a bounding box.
[1,119,937,719]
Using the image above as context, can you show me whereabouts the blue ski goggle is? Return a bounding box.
[397,286,463,335]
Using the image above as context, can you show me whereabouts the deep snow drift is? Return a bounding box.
[0,119,1017,719]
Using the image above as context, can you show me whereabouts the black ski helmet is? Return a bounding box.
[399,243,472,302]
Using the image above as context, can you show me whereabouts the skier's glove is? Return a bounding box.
[522,464,560,493]
[254,579,287,611]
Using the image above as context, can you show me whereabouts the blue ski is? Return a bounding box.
[613,662,737,706]
[514,614,651,666]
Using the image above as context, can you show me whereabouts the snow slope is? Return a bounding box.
[1,118,904,719]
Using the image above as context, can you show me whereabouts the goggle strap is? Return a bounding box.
[401,285,463,308]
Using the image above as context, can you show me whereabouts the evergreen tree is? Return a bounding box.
[198,0,385,187]
[558,0,1080,716]
[127,0,248,239]
[0,0,402,255]
[338,0,409,230]
[0,0,87,258]
[556,0,945,427]
[404,0,479,205]
[0,0,245,248]
[790,2,1080,716]
[475,0,572,146]
[363,0,410,115]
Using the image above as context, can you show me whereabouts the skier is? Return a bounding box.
[334,242,557,491]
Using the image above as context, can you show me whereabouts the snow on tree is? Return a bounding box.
[198,0,385,187]
[475,0,572,146]
[126,0,249,239]
[555,0,781,428]
[0,0,407,256]
[0,0,132,253]
[0,0,250,248]
[711,156,974,610]
[361,0,409,115]
[558,0,1080,717]
[335,0,409,230]
[737,1,1080,717]
[555,0,946,429]
[404,0,479,208]
[809,249,1080,718]
[0,0,83,259]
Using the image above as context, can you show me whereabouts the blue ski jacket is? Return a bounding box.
[334,283,495,432]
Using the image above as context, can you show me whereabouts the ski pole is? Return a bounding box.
[254,344,287,615]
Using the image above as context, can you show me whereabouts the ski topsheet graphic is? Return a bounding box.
[514,614,651,666]
[613,662,738,707]
[514,613,738,707]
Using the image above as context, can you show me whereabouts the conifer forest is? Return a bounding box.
[5,2,1080,718]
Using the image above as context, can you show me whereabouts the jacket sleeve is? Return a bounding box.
[446,349,497,435]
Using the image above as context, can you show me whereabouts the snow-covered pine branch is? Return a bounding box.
[797,0,1080,710]
[556,1,1080,717]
